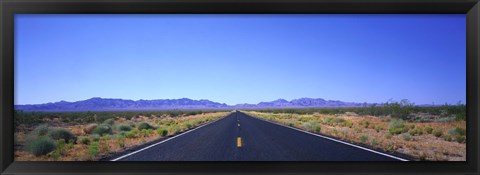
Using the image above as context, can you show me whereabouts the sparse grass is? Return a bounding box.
[15,111,228,161]
[245,110,466,161]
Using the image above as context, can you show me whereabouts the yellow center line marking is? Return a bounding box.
[237,137,242,147]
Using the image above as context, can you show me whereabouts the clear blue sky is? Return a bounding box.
[15,14,466,105]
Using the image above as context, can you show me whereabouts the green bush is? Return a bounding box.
[409,128,423,136]
[425,127,433,134]
[157,128,168,137]
[55,139,66,155]
[125,129,138,138]
[137,122,156,130]
[288,122,294,127]
[314,125,321,133]
[47,128,77,143]
[389,118,405,128]
[455,135,466,143]
[31,125,50,136]
[402,133,412,141]
[118,124,132,132]
[443,135,453,142]
[92,124,112,136]
[448,127,466,136]
[184,123,193,129]
[360,135,369,143]
[91,134,101,141]
[388,118,408,135]
[360,121,370,128]
[117,135,126,148]
[103,119,115,125]
[371,138,379,146]
[79,137,91,145]
[88,142,99,158]
[322,117,331,125]
[345,121,353,128]
[433,130,443,137]
[25,136,56,156]
[303,122,312,131]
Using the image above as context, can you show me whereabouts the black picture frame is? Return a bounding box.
[1,0,479,174]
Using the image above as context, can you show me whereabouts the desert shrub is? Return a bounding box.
[140,129,154,137]
[79,137,91,145]
[389,118,405,128]
[425,126,433,134]
[157,128,168,137]
[322,117,331,125]
[103,119,115,126]
[25,136,56,156]
[314,125,321,133]
[385,133,393,139]
[443,135,453,142]
[448,127,466,136]
[345,121,353,128]
[409,127,423,136]
[433,130,443,137]
[401,133,412,141]
[340,130,348,138]
[388,118,407,135]
[83,123,98,134]
[332,117,345,123]
[47,128,76,143]
[360,135,369,143]
[55,139,66,155]
[125,129,139,138]
[298,117,310,122]
[117,135,126,148]
[88,142,99,158]
[92,124,112,136]
[118,124,132,132]
[386,144,395,152]
[128,122,136,127]
[31,125,50,136]
[371,138,379,146]
[288,122,294,127]
[138,122,156,130]
[100,135,111,140]
[91,134,101,142]
[455,136,466,143]
[303,122,313,131]
[184,123,193,129]
[360,121,370,128]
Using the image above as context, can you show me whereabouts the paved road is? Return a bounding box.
[114,111,403,161]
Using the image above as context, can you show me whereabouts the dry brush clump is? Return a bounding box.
[245,111,466,161]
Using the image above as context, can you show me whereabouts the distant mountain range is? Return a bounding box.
[15,97,369,112]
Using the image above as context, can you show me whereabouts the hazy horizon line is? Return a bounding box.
[14,96,465,106]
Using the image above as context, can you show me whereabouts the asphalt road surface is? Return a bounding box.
[114,111,405,161]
